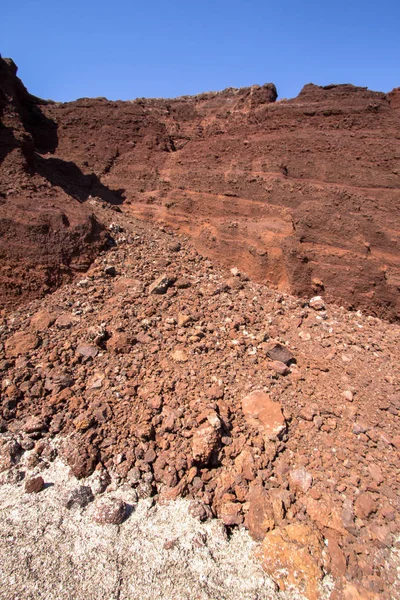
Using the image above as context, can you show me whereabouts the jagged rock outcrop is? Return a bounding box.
[0,56,108,310]
[39,79,400,320]
[1,57,399,319]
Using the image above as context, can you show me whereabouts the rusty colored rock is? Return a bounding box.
[25,476,45,494]
[242,391,286,440]
[5,332,40,358]
[246,485,275,541]
[192,424,220,465]
[258,524,324,600]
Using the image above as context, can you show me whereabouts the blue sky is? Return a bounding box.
[2,0,400,102]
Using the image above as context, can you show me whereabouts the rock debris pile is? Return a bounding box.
[0,201,399,599]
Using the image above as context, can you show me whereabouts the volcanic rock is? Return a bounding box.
[242,391,286,440]
[192,423,220,465]
[93,497,127,525]
[25,476,45,494]
[5,332,40,358]
[63,486,95,509]
[266,344,295,365]
[259,524,324,600]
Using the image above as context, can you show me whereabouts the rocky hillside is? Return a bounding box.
[1,58,400,600]
[40,80,400,321]
[1,200,399,599]
[1,57,399,318]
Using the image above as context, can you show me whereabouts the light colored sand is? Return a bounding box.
[0,459,317,600]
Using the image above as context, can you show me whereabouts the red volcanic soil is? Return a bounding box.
[39,80,400,321]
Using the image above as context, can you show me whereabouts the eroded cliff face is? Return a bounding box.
[1,57,399,318]
[42,80,400,320]
[0,57,108,310]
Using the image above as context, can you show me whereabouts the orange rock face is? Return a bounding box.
[39,80,400,320]
[258,524,324,600]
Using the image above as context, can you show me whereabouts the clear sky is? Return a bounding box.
[2,0,400,102]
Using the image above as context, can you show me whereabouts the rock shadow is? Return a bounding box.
[35,155,125,205]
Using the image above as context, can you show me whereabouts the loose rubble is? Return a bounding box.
[0,201,399,599]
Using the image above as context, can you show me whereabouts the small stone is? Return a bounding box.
[25,476,44,494]
[299,406,317,421]
[168,241,181,252]
[30,310,56,332]
[171,349,188,363]
[368,463,383,485]
[342,390,354,402]
[136,481,154,499]
[5,332,40,358]
[143,448,157,463]
[63,486,94,509]
[55,312,80,329]
[192,423,220,465]
[298,331,311,341]
[269,360,289,375]
[188,500,211,522]
[266,344,294,365]
[93,497,127,524]
[149,274,174,295]
[76,343,98,358]
[289,468,313,494]
[354,492,376,519]
[107,332,135,354]
[177,313,192,327]
[369,524,393,548]
[219,501,243,526]
[0,438,22,472]
[353,422,369,434]
[246,485,275,541]
[309,296,325,311]
[206,384,224,400]
[22,416,47,434]
[104,265,116,276]
[127,467,141,485]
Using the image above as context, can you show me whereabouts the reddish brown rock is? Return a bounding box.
[242,391,286,440]
[76,343,99,358]
[245,485,275,541]
[61,439,98,479]
[266,344,295,365]
[171,349,189,363]
[107,332,135,354]
[289,467,313,494]
[302,495,348,535]
[5,332,40,358]
[25,476,45,494]
[30,310,56,332]
[192,423,220,465]
[269,360,290,376]
[149,275,174,295]
[219,501,243,526]
[354,493,377,519]
[22,416,48,434]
